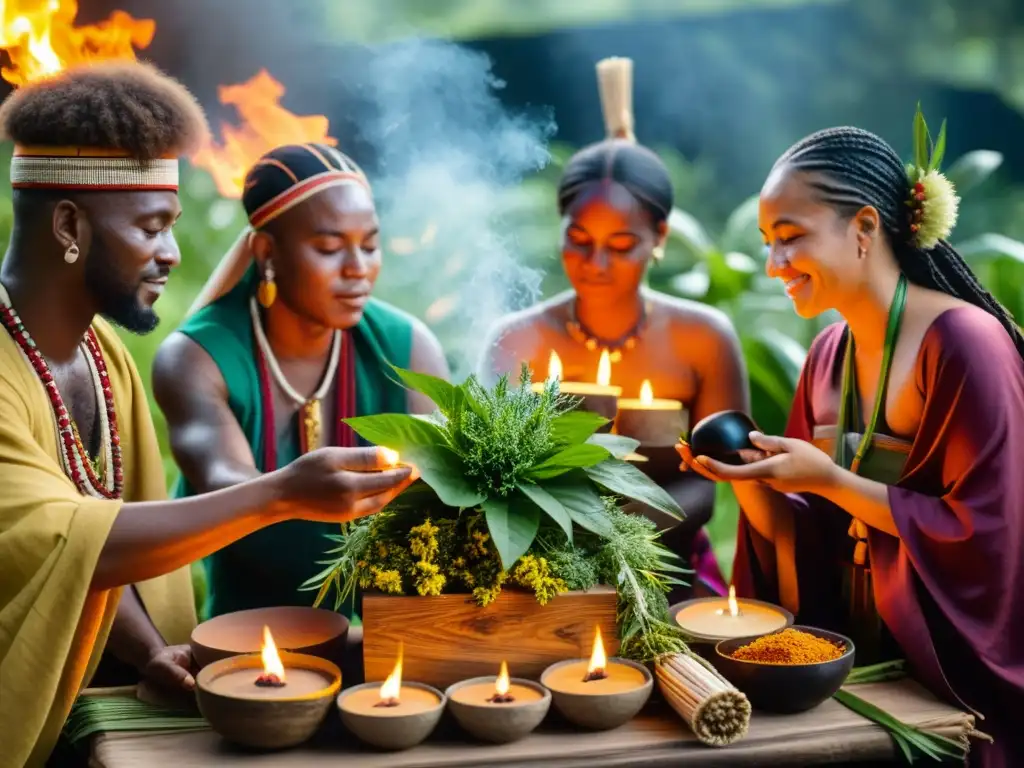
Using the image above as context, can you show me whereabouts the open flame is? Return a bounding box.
[378,643,403,704]
[260,625,286,683]
[495,660,510,697]
[378,447,400,467]
[546,350,563,382]
[0,0,155,86]
[587,626,607,677]
[727,585,740,617]
[189,69,336,199]
[597,349,612,387]
[639,379,654,406]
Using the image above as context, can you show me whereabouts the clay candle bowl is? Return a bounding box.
[615,380,688,448]
[541,627,652,730]
[687,410,759,465]
[191,605,349,669]
[671,586,793,646]
[337,644,445,750]
[195,626,341,749]
[713,626,856,713]
[445,661,551,744]
[532,349,621,422]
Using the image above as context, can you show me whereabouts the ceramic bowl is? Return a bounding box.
[688,410,759,465]
[712,626,855,713]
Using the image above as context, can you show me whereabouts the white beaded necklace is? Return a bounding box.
[249,296,341,452]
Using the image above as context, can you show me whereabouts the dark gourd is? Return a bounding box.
[687,410,759,465]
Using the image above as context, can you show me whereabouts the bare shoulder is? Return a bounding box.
[407,315,450,378]
[482,291,573,350]
[648,290,739,344]
[152,331,226,405]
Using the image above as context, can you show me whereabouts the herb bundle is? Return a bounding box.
[303,364,691,662]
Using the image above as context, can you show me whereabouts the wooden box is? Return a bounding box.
[362,587,619,689]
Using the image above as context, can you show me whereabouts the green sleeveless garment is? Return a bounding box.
[171,264,413,620]
[814,274,910,664]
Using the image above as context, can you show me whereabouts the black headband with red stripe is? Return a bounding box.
[242,142,370,229]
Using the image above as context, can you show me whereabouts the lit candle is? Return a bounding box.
[195,626,342,749]
[531,350,621,421]
[672,585,792,643]
[615,379,688,448]
[378,447,401,467]
[445,661,551,743]
[540,627,653,730]
[337,643,446,749]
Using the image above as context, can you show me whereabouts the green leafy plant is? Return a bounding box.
[303,363,693,662]
[341,363,681,568]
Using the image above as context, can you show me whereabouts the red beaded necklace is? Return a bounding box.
[0,285,123,499]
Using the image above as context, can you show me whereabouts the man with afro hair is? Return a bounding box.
[0,61,415,767]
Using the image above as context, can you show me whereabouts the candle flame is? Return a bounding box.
[261,625,286,682]
[587,626,607,675]
[378,447,400,467]
[495,660,510,697]
[546,350,563,382]
[640,379,654,405]
[597,349,612,386]
[728,585,739,617]
[379,643,403,702]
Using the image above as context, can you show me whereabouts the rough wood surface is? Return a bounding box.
[362,588,619,688]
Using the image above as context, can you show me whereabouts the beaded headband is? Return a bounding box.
[10,145,179,192]
[246,169,369,230]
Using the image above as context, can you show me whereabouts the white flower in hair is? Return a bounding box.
[909,168,960,251]
[906,103,960,251]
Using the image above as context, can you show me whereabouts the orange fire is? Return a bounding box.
[0,0,154,86]
[379,643,403,703]
[494,660,511,697]
[378,447,400,467]
[546,350,563,382]
[639,379,654,405]
[587,626,607,677]
[261,625,286,682]
[189,69,337,199]
[597,349,612,387]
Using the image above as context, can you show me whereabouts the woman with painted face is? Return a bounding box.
[480,60,748,601]
[153,144,449,620]
[678,114,1024,766]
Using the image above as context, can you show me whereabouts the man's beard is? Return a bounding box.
[84,241,160,335]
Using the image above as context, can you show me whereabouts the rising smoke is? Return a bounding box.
[354,38,557,379]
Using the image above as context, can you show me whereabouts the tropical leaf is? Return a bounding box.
[913,103,930,171]
[930,118,947,171]
[944,150,1002,194]
[667,207,714,258]
[400,443,486,508]
[958,232,1024,265]
[525,444,611,481]
[719,194,762,256]
[482,494,542,568]
[344,412,448,451]
[583,459,682,521]
[540,473,615,537]
[549,410,609,446]
[518,481,573,542]
[586,432,640,459]
[387,364,464,416]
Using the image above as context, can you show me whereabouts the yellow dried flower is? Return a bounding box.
[371,568,404,595]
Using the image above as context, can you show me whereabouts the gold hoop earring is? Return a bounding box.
[64,242,80,265]
[258,260,277,308]
[652,245,665,261]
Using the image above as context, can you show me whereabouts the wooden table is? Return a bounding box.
[89,679,974,767]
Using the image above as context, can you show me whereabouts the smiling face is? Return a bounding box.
[758,165,874,318]
[254,182,381,330]
[60,190,183,334]
[562,181,664,304]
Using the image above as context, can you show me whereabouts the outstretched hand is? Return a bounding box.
[680,431,838,494]
[284,446,419,523]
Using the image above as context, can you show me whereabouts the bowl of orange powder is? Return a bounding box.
[712,626,855,713]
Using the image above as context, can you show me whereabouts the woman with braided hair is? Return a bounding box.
[678,114,1024,765]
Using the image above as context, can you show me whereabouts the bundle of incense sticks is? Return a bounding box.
[655,652,752,747]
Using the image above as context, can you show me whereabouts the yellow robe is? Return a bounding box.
[0,317,196,767]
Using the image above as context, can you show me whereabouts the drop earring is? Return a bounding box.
[64,242,80,264]
[652,245,665,261]
[858,246,867,259]
[258,259,277,308]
